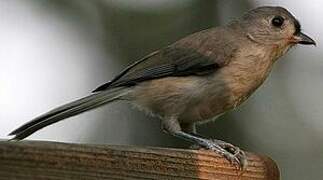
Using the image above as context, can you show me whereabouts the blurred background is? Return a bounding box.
[0,0,321,179]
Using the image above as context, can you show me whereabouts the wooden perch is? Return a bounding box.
[0,141,279,180]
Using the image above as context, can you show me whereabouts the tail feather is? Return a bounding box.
[9,87,130,141]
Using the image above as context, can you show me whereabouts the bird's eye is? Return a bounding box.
[272,16,284,27]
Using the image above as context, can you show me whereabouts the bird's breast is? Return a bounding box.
[224,48,275,105]
[179,48,275,123]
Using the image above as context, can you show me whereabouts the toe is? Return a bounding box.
[188,139,248,169]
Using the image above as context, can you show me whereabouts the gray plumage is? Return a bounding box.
[9,87,130,140]
[9,6,315,168]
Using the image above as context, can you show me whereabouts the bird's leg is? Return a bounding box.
[162,119,247,169]
[182,123,245,159]
[181,122,208,147]
[181,123,244,156]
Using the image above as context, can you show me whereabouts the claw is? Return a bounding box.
[190,139,248,169]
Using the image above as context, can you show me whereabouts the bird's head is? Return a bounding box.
[239,6,315,56]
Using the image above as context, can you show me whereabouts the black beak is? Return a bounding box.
[295,32,316,46]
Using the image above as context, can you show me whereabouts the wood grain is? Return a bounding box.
[0,141,279,180]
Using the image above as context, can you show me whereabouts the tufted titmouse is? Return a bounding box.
[9,6,316,168]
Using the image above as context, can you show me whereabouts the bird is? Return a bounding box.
[9,6,316,168]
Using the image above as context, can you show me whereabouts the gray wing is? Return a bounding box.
[93,28,237,92]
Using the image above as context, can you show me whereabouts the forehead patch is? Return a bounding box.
[294,19,301,35]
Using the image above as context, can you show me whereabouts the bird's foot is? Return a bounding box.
[191,139,247,169]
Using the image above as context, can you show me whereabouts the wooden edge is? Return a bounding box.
[0,140,280,180]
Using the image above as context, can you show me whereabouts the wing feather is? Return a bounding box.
[93,28,237,92]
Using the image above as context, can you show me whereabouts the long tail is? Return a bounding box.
[9,87,130,141]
